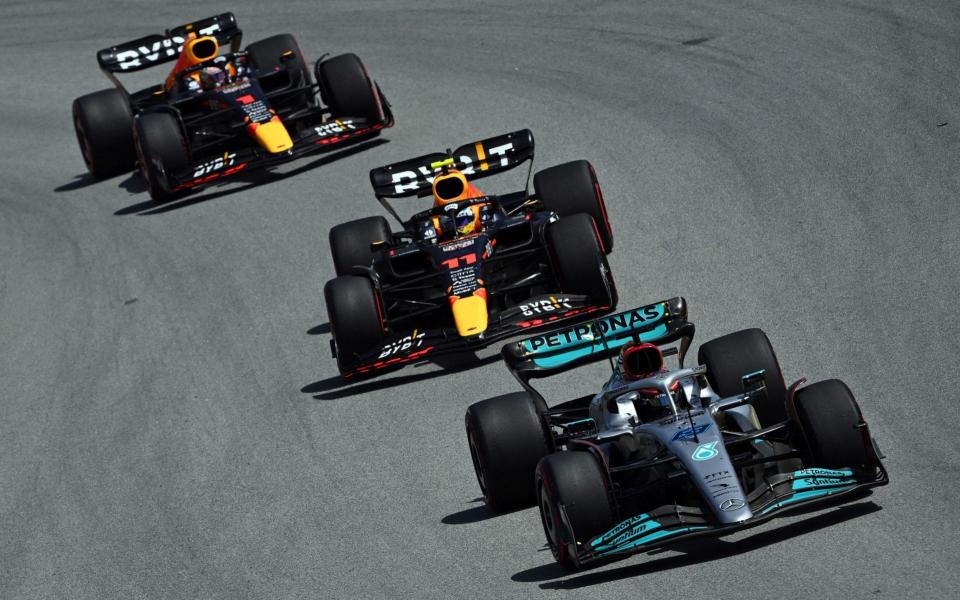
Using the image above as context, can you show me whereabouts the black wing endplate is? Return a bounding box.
[97,13,241,73]
[369,129,535,198]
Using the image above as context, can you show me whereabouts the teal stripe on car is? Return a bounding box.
[532,323,668,369]
[760,485,857,515]
[595,526,710,556]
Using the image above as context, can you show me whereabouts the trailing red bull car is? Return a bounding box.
[323,129,617,377]
[71,12,393,202]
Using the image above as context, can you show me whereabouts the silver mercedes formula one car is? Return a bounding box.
[464,298,888,569]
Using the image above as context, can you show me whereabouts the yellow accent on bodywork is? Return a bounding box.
[430,157,454,170]
[475,142,489,171]
[252,120,293,153]
[451,295,488,337]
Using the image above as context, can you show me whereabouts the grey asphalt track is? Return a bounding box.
[1,1,958,598]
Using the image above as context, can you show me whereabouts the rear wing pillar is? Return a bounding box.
[501,297,695,389]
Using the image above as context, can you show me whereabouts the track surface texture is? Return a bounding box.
[2,1,958,598]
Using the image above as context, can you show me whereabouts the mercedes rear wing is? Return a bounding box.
[96,12,242,75]
[501,297,695,387]
[369,129,535,200]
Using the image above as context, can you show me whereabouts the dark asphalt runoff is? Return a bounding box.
[1,1,958,598]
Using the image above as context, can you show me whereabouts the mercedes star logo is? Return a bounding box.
[720,498,746,512]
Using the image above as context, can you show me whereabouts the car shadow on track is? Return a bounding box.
[441,498,501,525]
[301,346,502,400]
[54,173,101,193]
[513,498,882,589]
[109,137,389,216]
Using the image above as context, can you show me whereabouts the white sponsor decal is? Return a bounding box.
[116,23,222,70]
[520,297,573,317]
[314,119,356,138]
[378,331,425,359]
[192,152,237,178]
[389,142,514,194]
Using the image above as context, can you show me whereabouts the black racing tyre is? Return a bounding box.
[329,216,392,276]
[534,160,613,253]
[536,451,614,570]
[72,88,135,179]
[134,112,189,203]
[246,34,312,107]
[793,379,873,471]
[546,213,616,306]
[324,275,384,374]
[465,392,551,512]
[316,53,383,121]
[698,328,788,427]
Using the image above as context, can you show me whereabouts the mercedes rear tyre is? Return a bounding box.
[698,328,788,426]
[465,392,551,512]
[72,88,135,179]
[534,160,613,253]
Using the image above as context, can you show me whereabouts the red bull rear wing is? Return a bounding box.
[369,129,535,199]
[97,13,242,74]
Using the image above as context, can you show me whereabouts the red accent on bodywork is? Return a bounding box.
[373,288,386,334]
[588,163,612,246]
[589,216,606,254]
[622,342,663,380]
[171,162,249,192]
[349,346,435,377]
[516,305,607,329]
[315,124,383,146]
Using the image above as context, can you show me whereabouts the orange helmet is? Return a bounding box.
[165,35,220,92]
[432,170,481,207]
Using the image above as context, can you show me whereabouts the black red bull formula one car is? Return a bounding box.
[71,12,393,202]
[323,129,617,378]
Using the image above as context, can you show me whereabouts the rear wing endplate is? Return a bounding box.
[502,297,695,385]
[369,129,535,199]
[96,12,241,74]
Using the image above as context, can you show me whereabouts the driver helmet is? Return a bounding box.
[455,206,479,236]
[619,342,663,380]
[432,170,473,207]
[199,66,227,90]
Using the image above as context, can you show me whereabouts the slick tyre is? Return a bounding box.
[72,88,135,179]
[324,275,384,375]
[134,112,189,203]
[546,213,616,307]
[329,216,392,276]
[316,53,384,121]
[465,392,551,512]
[698,328,788,426]
[793,379,874,472]
[246,34,312,107]
[535,160,613,253]
[536,452,614,570]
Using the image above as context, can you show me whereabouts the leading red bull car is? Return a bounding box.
[71,13,393,202]
[323,129,617,378]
